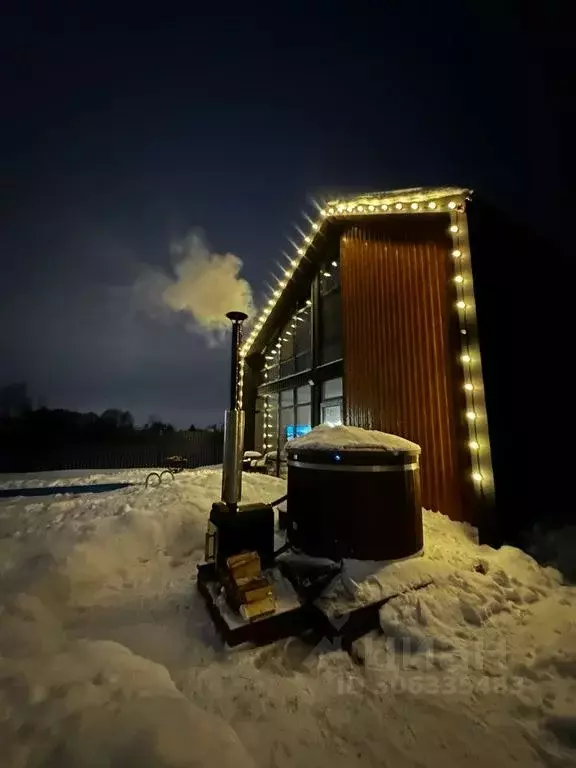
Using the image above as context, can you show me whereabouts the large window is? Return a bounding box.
[319,256,342,364]
[264,296,311,383]
[321,377,343,426]
[279,384,312,446]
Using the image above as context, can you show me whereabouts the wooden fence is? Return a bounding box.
[0,431,223,473]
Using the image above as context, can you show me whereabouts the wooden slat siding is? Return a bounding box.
[340,215,466,521]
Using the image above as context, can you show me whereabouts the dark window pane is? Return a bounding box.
[320,289,342,364]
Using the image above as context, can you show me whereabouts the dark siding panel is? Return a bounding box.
[341,216,467,521]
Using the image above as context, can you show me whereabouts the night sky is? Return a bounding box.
[1,5,569,428]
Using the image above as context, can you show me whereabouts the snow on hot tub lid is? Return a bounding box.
[287,425,421,454]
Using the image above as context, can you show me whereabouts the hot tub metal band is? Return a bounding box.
[286,461,419,473]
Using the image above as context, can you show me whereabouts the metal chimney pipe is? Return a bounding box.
[221,311,248,513]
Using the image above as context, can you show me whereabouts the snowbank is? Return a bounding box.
[0,467,575,767]
[288,424,421,453]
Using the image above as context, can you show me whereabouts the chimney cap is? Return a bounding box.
[226,311,248,323]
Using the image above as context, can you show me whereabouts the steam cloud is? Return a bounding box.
[133,232,255,345]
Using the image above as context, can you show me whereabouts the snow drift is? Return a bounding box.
[0,468,575,767]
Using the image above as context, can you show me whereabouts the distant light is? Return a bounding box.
[368,205,375,211]
[472,472,483,482]
[320,209,327,217]
[268,299,275,306]
[454,275,464,284]
[273,290,281,297]
[357,205,364,212]
[410,202,419,210]
[304,235,312,243]
[334,454,342,462]
[291,259,298,267]
[312,222,320,230]
[448,201,457,210]
[395,203,403,210]
[297,248,305,255]
[381,204,389,211]
[464,383,474,391]
[328,208,335,215]
[337,205,345,212]
[469,441,479,450]
[452,249,462,258]
[450,225,459,233]
[466,411,477,421]
[331,260,338,267]
[347,206,355,213]
[306,299,312,306]
[279,280,287,287]
[276,342,281,348]
[456,301,466,309]
[461,354,471,363]
[428,201,437,209]
[323,271,331,277]
[460,329,467,335]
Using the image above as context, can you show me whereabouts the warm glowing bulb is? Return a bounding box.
[268,299,274,306]
[454,275,464,284]
[472,472,483,482]
[395,203,403,210]
[464,383,474,391]
[304,235,312,243]
[328,208,335,215]
[381,204,388,211]
[312,222,319,230]
[410,202,419,210]
[337,205,345,212]
[448,201,457,210]
[461,329,467,335]
[331,260,338,267]
[466,411,477,421]
[450,225,459,233]
[306,299,312,306]
[452,249,462,258]
[368,205,375,211]
[323,271,331,277]
[461,354,471,363]
[273,290,280,297]
[347,206,355,213]
[469,441,479,450]
[279,280,287,287]
[320,209,327,217]
[428,201,437,209]
[456,301,466,309]
[357,205,364,212]
[297,248,304,255]
[291,259,298,267]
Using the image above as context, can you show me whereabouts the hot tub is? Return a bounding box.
[285,427,422,561]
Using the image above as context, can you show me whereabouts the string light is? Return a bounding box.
[464,383,474,391]
[328,208,335,215]
[452,250,462,258]
[312,222,319,230]
[381,204,389,211]
[448,201,457,209]
[472,472,483,483]
[357,205,364,212]
[410,202,419,210]
[456,301,466,309]
[428,201,437,209]
[395,203,403,210]
[466,411,477,421]
[461,354,471,363]
[368,205,375,211]
[469,441,479,450]
[331,260,338,267]
[454,275,464,284]
[450,225,459,233]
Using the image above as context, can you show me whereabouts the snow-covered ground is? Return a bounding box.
[0,468,574,767]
